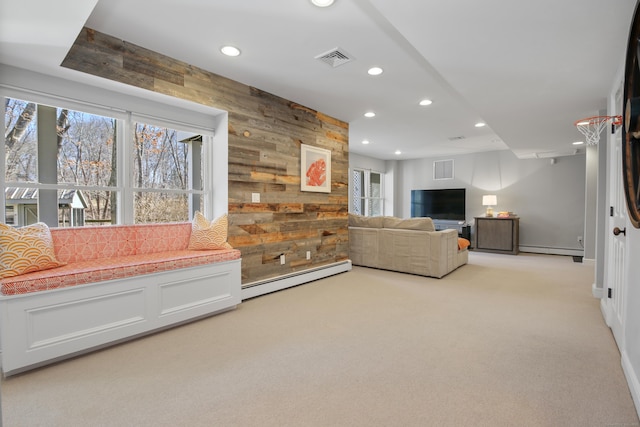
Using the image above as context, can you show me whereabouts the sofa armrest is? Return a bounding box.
[427,229,460,278]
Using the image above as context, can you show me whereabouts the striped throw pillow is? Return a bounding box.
[0,222,66,279]
[188,211,232,250]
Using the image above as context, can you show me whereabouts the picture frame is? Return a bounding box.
[301,144,331,193]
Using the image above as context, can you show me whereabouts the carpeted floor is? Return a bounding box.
[2,252,638,426]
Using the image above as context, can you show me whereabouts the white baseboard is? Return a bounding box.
[592,283,604,299]
[519,246,584,257]
[600,297,612,327]
[622,350,640,421]
[241,260,352,300]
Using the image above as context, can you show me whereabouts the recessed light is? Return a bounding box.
[311,0,335,7]
[475,122,486,127]
[220,46,241,57]
[573,141,584,145]
[362,140,370,145]
[419,99,432,106]
[395,150,401,155]
[364,112,376,118]
[368,67,383,76]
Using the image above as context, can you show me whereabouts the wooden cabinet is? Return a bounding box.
[474,217,519,255]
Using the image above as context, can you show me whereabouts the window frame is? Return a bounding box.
[2,87,218,227]
[351,168,384,217]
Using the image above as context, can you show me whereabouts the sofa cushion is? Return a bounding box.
[0,223,66,279]
[382,217,435,232]
[348,214,384,228]
[51,225,138,263]
[135,223,192,254]
[51,223,195,262]
[0,248,241,296]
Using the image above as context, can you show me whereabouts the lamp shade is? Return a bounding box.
[482,195,497,206]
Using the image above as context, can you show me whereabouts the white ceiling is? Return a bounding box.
[0,0,636,160]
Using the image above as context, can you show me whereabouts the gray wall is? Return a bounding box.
[394,150,586,254]
[595,140,608,286]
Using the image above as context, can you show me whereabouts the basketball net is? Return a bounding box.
[574,116,622,145]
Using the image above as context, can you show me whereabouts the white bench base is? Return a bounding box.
[0,259,241,376]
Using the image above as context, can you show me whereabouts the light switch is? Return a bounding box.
[252,193,260,203]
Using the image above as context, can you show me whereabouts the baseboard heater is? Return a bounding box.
[241,260,352,300]
[518,246,584,257]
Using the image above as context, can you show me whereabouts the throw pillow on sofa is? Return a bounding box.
[458,238,471,250]
[188,211,232,250]
[0,222,66,279]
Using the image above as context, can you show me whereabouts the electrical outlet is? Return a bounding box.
[251,193,260,203]
[280,254,285,265]
[306,251,311,260]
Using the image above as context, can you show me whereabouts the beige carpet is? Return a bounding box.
[2,252,638,427]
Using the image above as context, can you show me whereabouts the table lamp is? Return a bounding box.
[482,195,497,217]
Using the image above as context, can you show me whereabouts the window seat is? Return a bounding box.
[1,249,240,296]
[0,222,242,376]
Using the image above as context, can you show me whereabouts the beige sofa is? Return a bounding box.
[348,214,468,278]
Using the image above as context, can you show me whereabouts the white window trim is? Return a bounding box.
[2,80,226,225]
[351,168,384,217]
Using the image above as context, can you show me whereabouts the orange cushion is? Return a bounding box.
[188,211,232,250]
[458,238,471,250]
[0,249,241,296]
[0,223,66,279]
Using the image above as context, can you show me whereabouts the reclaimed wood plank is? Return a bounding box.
[62,27,350,285]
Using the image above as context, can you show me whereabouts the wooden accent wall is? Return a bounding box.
[61,27,349,285]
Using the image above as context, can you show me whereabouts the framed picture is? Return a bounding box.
[301,144,331,193]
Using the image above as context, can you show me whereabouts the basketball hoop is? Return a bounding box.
[574,115,622,145]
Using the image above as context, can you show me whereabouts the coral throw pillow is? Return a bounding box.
[458,238,471,250]
[188,211,232,250]
[0,222,66,279]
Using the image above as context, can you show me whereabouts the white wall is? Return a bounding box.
[395,150,586,254]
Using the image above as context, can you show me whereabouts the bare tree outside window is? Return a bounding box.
[4,97,205,226]
[133,122,191,223]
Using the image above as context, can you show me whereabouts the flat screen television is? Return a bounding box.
[410,188,466,221]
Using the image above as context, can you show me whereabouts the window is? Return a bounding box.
[131,118,203,223]
[352,168,384,216]
[3,95,212,227]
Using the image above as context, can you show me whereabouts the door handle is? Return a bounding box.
[613,227,627,236]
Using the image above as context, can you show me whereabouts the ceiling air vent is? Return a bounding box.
[434,159,454,180]
[447,136,466,141]
[315,47,354,68]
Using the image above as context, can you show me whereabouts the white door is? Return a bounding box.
[606,120,628,350]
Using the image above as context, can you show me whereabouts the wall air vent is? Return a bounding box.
[315,47,354,68]
[434,159,454,180]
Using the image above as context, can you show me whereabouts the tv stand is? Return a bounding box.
[432,219,471,241]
